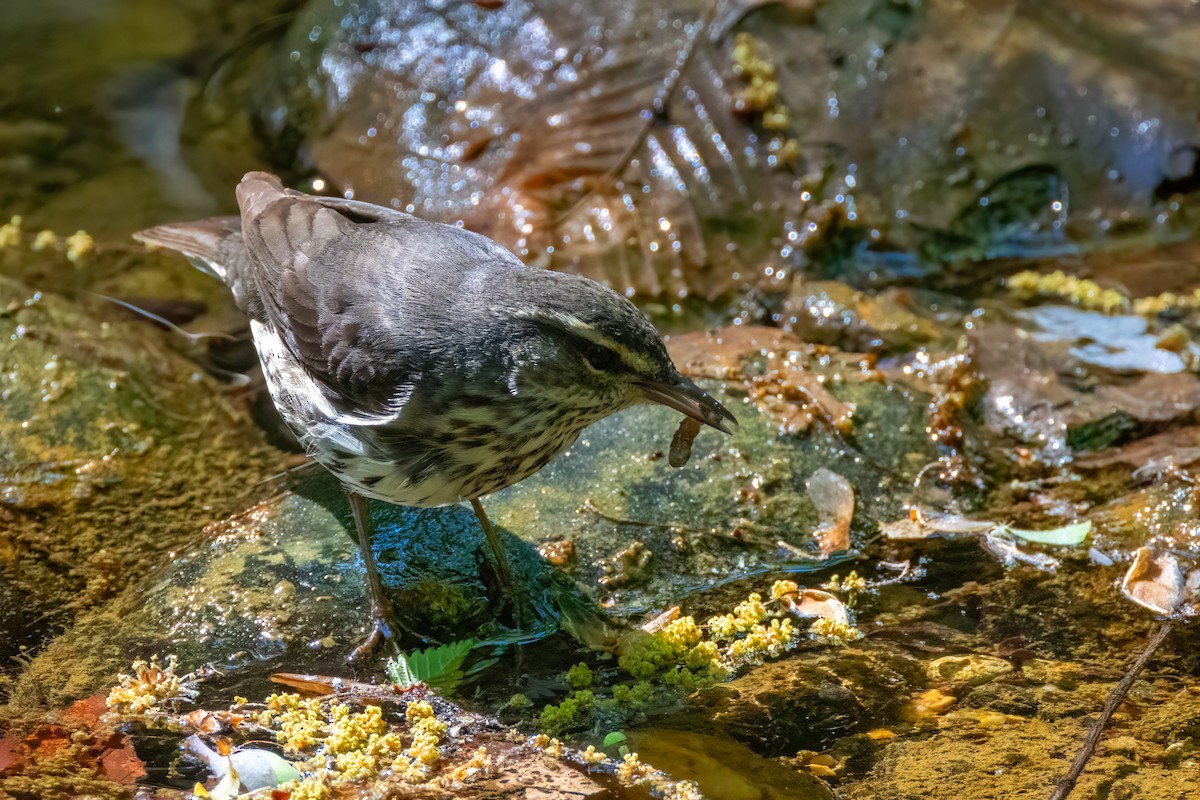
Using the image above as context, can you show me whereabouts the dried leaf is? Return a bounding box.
[180,709,225,735]
[807,468,854,556]
[275,0,792,299]
[62,694,108,727]
[0,735,20,774]
[97,744,148,786]
[641,606,681,633]
[785,588,850,626]
[917,510,998,534]
[1120,547,1198,616]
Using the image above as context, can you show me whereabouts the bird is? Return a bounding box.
[134,171,737,658]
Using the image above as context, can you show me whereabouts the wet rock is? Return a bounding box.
[0,276,283,711]
[959,682,1042,718]
[970,315,1200,462]
[780,282,957,352]
[625,729,834,800]
[925,654,1012,688]
[0,276,280,600]
[0,578,60,668]
[658,640,927,757]
[839,694,1200,800]
[6,319,941,709]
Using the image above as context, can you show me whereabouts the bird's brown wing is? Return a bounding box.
[235,172,427,414]
[235,171,529,417]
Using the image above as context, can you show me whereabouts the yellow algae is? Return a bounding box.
[278,775,332,800]
[258,693,325,753]
[324,704,388,753]
[542,584,828,735]
[617,751,655,784]
[822,570,867,597]
[614,751,704,800]
[1006,270,1128,313]
[809,616,864,646]
[30,230,57,251]
[448,746,492,784]
[104,654,182,717]
[0,215,22,248]
[730,32,798,168]
[581,745,608,765]
[770,579,800,600]
[728,617,797,665]
[65,230,95,263]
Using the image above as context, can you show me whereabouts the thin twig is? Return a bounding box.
[1047,620,1175,800]
[579,498,711,535]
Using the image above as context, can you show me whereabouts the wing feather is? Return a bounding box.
[233,171,515,416]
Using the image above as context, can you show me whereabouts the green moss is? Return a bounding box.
[566,663,595,690]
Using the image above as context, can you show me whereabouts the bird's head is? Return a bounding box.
[504,272,737,434]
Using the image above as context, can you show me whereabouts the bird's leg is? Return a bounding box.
[346,490,402,662]
[469,498,527,623]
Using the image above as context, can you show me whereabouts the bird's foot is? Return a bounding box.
[347,606,403,663]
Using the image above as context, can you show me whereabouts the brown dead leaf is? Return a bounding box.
[807,468,854,556]
[0,735,22,775]
[665,326,805,382]
[97,739,147,785]
[641,606,681,633]
[180,709,225,735]
[0,699,146,786]
[1120,547,1198,616]
[1076,426,1200,473]
[62,694,108,727]
[786,589,850,625]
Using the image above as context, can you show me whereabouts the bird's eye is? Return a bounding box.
[583,344,620,372]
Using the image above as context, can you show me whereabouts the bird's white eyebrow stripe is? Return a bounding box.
[513,308,653,372]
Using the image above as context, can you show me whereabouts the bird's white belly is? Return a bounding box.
[249,319,533,508]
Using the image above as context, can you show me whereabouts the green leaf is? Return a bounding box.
[602,731,627,748]
[389,639,477,694]
[1002,521,1091,547]
[386,653,417,689]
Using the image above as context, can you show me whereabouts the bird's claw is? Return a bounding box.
[347,611,401,663]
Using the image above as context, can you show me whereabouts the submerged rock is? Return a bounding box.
[658,639,926,757]
[6,321,941,708]
[625,729,834,800]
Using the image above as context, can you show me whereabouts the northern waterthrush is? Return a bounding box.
[135,172,736,656]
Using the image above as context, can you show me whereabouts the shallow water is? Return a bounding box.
[3,1,1200,799]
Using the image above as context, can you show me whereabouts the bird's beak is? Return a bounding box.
[638,375,738,434]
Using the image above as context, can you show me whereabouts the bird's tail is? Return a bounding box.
[133,216,242,282]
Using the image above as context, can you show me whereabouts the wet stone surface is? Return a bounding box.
[5,0,1200,797]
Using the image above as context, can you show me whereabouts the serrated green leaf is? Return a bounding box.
[1002,521,1091,546]
[391,639,477,694]
[386,653,418,689]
